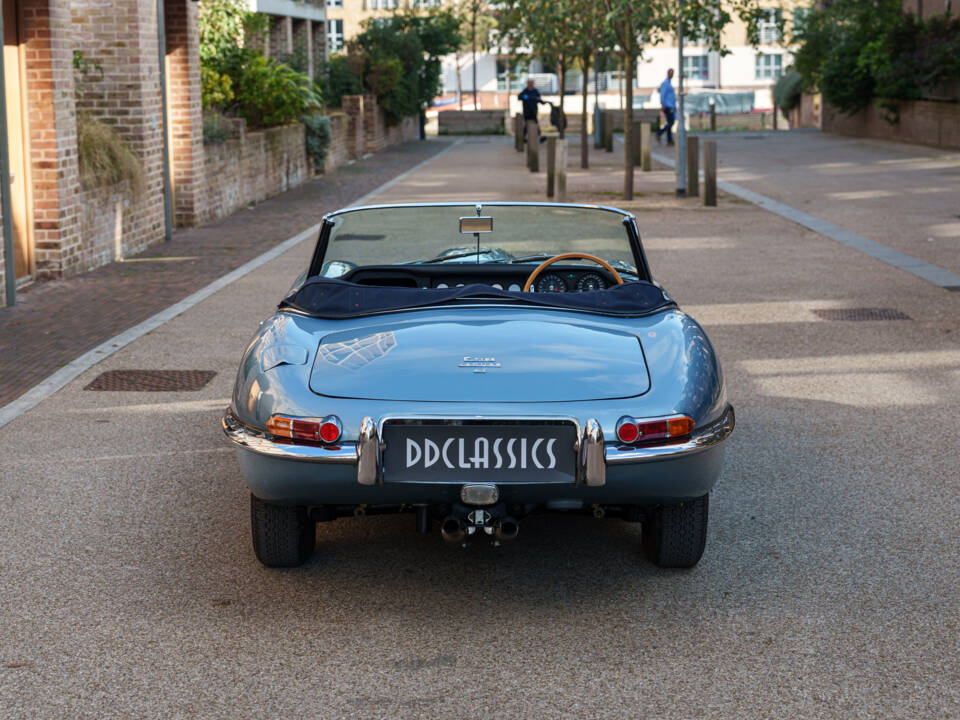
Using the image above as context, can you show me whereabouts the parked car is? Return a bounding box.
[223,202,734,568]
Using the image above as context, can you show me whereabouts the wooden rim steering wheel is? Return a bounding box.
[522,252,624,292]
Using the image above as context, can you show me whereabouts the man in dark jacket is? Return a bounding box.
[518,79,546,143]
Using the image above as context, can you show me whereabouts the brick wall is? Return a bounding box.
[438,110,506,135]
[0,194,5,294]
[197,122,310,225]
[165,0,204,227]
[342,94,365,160]
[69,0,165,268]
[22,0,81,281]
[324,112,349,172]
[76,183,126,270]
[823,100,960,151]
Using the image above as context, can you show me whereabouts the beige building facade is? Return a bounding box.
[324,0,445,53]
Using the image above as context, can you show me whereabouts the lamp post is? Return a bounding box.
[0,6,16,306]
[676,0,687,198]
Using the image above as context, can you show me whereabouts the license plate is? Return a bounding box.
[381,422,578,484]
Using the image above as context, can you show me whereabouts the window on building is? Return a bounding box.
[755,53,782,80]
[369,0,399,8]
[682,55,710,81]
[793,7,811,32]
[759,9,782,44]
[327,19,344,52]
[326,0,342,7]
[412,0,443,7]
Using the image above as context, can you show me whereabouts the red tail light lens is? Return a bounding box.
[267,415,341,444]
[318,420,341,443]
[616,417,640,443]
[615,415,695,445]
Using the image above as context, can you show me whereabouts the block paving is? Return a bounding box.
[0,140,451,408]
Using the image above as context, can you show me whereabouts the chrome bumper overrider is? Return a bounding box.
[222,404,735,486]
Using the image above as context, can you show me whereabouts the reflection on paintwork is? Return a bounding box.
[317,331,398,371]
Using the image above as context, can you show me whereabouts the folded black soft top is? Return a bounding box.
[280,278,676,319]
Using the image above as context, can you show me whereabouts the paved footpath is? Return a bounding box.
[0,135,958,719]
[697,129,960,277]
[0,140,452,409]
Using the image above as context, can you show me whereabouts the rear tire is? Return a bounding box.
[642,493,709,568]
[250,494,315,568]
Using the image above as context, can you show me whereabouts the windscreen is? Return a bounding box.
[319,204,639,273]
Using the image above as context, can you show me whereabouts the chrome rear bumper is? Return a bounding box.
[222,404,734,485]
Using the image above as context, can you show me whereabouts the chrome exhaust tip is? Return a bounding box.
[440,516,465,544]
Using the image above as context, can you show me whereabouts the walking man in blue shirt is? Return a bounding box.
[656,69,676,146]
[518,78,547,144]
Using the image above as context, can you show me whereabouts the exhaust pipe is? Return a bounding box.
[440,516,464,544]
[494,517,519,542]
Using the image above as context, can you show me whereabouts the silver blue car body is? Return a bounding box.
[223,202,734,568]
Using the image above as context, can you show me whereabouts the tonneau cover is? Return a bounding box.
[280,278,675,319]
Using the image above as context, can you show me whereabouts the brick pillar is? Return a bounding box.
[362,94,384,155]
[245,20,269,56]
[342,94,364,160]
[91,0,166,260]
[311,20,326,73]
[21,0,81,280]
[165,0,204,226]
[269,15,293,61]
[292,18,311,76]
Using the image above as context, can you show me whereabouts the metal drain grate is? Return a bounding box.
[84,370,216,392]
[813,308,912,321]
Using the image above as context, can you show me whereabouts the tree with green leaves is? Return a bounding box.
[570,1,616,169]
[500,0,587,139]
[601,0,768,199]
[349,10,462,124]
[451,1,497,109]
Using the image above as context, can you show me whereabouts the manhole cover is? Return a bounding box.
[813,308,911,321]
[84,370,216,391]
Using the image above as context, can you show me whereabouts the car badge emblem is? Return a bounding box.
[458,356,501,373]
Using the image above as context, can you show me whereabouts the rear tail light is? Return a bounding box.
[267,414,342,444]
[615,415,694,445]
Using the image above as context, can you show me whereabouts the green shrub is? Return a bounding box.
[792,0,960,117]
[202,111,230,144]
[201,65,234,110]
[303,114,332,168]
[348,10,460,124]
[76,112,143,195]
[773,70,803,112]
[318,55,364,108]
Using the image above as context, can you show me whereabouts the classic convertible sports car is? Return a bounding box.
[223,202,734,568]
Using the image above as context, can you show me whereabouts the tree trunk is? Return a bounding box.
[456,51,463,110]
[471,6,478,109]
[623,52,634,200]
[557,61,566,140]
[580,51,590,169]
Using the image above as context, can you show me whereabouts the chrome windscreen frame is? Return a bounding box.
[306,201,652,283]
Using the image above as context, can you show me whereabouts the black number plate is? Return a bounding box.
[381,423,578,484]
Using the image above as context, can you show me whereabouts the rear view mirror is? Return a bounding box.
[459,216,493,234]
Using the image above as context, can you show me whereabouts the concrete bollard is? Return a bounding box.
[773,104,778,131]
[515,114,524,152]
[593,105,604,149]
[631,121,643,167]
[526,120,540,172]
[556,138,567,202]
[603,112,614,152]
[686,135,699,198]
[641,122,652,171]
[703,140,717,207]
[546,136,556,198]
